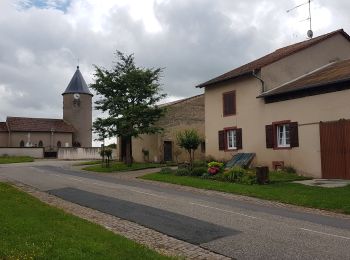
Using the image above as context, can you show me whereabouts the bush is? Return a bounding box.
[191,167,208,176]
[282,165,297,174]
[207,161,224,175]
[193,160,207,168]
[201,172,211,179]
[175,168,191,176]
[222,166,257,185]
[160,167,173,174]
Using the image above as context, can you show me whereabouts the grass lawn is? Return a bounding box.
[73,160,105,166]
[0,183,171,260]
[141,172,350,214]
[0,156,34,164]
[83,162,165,173]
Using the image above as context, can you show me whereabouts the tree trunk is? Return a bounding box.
[125,136,132,166]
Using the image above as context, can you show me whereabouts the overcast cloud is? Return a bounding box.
[0,0,348,128]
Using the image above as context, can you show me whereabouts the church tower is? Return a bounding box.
[62,66,93,147]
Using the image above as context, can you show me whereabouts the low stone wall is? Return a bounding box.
[0,147,44,158]
[57,147,117,160]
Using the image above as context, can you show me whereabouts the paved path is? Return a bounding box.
[1,160,350,259]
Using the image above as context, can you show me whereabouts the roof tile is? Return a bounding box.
[196,29,350,88]
[6,117,75,133]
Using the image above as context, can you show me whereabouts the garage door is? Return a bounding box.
[320,120,350,179]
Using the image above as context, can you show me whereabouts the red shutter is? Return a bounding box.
[290,122,299,147]
[236,128,242,149]
[218,130,225,150]
[223,92,236,116]
[266,125,274,148]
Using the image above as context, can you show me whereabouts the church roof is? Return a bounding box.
[6,117,75,133]
[62,66,93,96]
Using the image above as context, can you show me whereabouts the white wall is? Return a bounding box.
[57,147,117,160]
[0,148,44,158]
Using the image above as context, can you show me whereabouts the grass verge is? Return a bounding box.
[0,156,34,164]
[83,162,165,173]
[140,172,350,214]
[0,182,171,260]
[73,160,105,166]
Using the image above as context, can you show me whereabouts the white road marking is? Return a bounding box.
[299,228,350,240]
[190,202,259,219]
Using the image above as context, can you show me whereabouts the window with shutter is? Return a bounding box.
[223,91,236,116]
[218,130,225,150]
[289,122,299,147]
[265,125,274,148]
[236,128,242,149]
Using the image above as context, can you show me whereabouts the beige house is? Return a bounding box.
[0,66,93,154]
[119,94,205,163]
[197,29,350,179]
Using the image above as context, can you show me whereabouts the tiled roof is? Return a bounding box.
[6,117,75,133]
[258,59,350,97]
[196,29,350,88]
[159,94,204,107]
[62,66,93,96]
[0,122,8,132]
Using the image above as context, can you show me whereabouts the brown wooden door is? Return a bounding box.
[163,141,173,162]
[320,120,350,179]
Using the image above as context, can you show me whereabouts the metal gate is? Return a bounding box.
[320,120,350,179]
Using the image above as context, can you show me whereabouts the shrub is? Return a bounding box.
[160,167,173,174]
[222,166,257,185]
[201,172,211,179]
[193,160,207,168]
[207,161,224,175]
[191,167,208,176]
[175,168,191,176]
[282,165,297,174]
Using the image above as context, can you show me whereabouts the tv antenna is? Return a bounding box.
[287,0,313,39]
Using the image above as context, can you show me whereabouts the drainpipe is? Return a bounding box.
[252,69,265,93]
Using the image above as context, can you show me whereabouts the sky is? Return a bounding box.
[0,0,349,144]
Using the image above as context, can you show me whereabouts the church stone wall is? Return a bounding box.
[0,133,8,146]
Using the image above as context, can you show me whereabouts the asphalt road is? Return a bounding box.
[1,160,350,259]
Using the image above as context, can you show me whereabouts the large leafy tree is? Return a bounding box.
[91,51,166,165]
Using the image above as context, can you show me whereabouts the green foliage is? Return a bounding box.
[0,156,34,164]
[141,173,350,214]
[282,165,297,174]
[176,129,203,170]
[190,167,208,176]
[207,161,224,168]
[175,168,191,176]
[159,167,173,174]
[91,51,166,138]
[107,143,117,148]
[84,162,162,173]
[176,129,202,151]
[91,51,166,164]
[223,167,257,185]
[193,160,207,167]
[0,183,170,260]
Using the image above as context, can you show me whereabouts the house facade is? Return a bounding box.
[0,66,93,151]
[118,94,205,163]
[197,29,350,179]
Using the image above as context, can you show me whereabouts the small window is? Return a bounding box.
[227,129,237,150]
[20,140,25,147]
[57,141,62,148]
[38,140,43,147]
[277,124,290,148]
[223,91,236,116]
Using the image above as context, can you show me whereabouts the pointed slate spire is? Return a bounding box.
[62,66,93,96]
